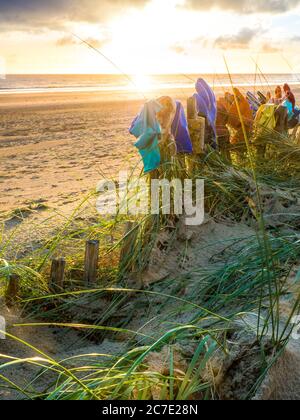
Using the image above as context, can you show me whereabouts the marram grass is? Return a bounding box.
[1,103,300,400]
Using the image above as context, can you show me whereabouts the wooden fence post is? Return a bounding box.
[187,96,206,152]
[84,240,99,286]
[187,96,206,174]
[50,258,66,292]
[5,274,19,307]
[187,96,197,120]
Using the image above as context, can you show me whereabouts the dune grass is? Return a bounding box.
[1,90,300,400]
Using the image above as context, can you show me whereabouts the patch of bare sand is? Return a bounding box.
[142,217,255,286]
[120,217,256,343]
[0,298,127,400]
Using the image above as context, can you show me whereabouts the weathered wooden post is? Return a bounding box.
[5,274,20,307]
[187,96,197,120]
[187,96,206,152]
[187,96,206,174]
[84,240,99,286]
[50,258,66,292]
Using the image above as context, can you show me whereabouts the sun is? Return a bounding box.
[131,74,154,92]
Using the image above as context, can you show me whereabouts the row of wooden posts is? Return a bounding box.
[5,222,136,308]
[49,239,100,290]
[5,239,100,307]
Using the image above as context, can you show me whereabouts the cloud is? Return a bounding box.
[56,35,109,49]
[56,35,78,47]
[184,0,300,14]
[260,43,281,53]
[170,37,211,55]
[214,28,257,50]
[0,0,149,30]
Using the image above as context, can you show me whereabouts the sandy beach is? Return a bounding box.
[0,91,145,216]
[1,83,300,218]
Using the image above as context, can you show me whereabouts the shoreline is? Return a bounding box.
[1,83,300,109]
[2,80,300,96]
[1,80,300,98]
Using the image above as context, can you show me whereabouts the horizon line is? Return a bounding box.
[2,72,299,76]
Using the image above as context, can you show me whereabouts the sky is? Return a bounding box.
[1,0,300,75]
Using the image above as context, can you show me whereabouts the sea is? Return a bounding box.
[0,74,300,96]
